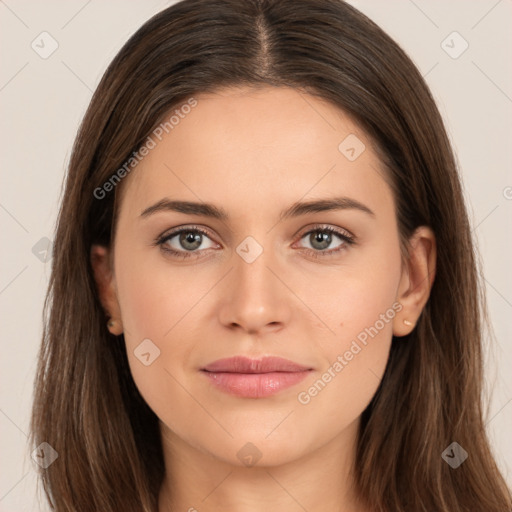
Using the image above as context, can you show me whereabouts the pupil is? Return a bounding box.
[311,231,331,250]
[180,231,201,250]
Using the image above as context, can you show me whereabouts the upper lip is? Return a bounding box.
[201,356,312,373]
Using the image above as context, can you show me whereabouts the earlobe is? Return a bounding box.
[393,226,436,337]
[90,244,123,335]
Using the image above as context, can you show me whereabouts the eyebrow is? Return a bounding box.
[139,196,375,221]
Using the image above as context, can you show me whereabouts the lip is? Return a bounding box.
[200,356,313,398]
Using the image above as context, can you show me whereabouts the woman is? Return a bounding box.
[30,0,512,510]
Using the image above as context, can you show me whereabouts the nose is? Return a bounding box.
[218,240,292,335]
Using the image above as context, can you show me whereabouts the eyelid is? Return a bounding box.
[157,224,215,240]
[295,223,355,242]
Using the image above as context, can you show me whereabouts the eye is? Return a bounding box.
[154,224,355,261]
[155,225,219,259]
[294,225,355,258]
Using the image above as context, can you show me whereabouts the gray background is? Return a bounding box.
[1,0,511,509]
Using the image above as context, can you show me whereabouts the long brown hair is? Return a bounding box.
[30,1,512,510]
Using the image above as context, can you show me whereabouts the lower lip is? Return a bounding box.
[201,370,311,398]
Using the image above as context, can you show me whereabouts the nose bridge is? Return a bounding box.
[234,233,280,303]
[219,233,290,332]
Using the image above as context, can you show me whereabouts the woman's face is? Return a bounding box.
[101,86,416,467]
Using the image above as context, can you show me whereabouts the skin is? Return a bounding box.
[91,86,436,512]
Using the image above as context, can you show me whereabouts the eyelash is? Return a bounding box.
[154,224,356,260]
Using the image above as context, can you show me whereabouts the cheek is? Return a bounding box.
[114,241,210,342]
[297,241,402,417]
[113,245,216,422]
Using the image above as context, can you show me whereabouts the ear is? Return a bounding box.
[90,244,123,335]
[393,226,436,337]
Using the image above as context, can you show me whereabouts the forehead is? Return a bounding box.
[118,86,392,222]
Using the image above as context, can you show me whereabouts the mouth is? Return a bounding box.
[200,356,313,398]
